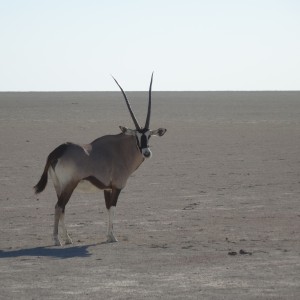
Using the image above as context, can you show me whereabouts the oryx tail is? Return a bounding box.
[34,143,70,194]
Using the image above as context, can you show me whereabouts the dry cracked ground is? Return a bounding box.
[0,91,299,299]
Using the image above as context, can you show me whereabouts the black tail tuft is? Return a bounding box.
[34,171,48,194]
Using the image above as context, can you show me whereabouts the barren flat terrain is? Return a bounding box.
[0,91,299,299]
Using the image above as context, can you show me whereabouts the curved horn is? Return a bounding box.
[144,72,153,129]
[112,76,141,130]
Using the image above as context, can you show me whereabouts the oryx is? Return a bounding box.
[34,73,166,246]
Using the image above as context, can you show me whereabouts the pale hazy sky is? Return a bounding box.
[0,0,299,91]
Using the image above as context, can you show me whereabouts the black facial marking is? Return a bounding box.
[135,136,142,153]
[135,129,151,153]
[141,134,148,149]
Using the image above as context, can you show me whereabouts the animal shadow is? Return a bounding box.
[0,244,96,259]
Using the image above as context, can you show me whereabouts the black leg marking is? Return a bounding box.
[104,188,121,210]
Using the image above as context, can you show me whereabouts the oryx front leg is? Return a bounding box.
[107,206,117,243]
[104,188,121,243]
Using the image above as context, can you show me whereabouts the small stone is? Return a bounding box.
[239,249,252,255]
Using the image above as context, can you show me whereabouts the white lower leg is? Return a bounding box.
[60,213,73,245]
[107,206,118,242]
[53,206,63,246]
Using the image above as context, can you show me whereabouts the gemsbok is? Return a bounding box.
[34,73,166,246]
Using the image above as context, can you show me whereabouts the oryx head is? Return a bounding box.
[113,73,167,159]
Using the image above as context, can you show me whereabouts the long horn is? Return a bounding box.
[112,76,141,130]
[144,72,153,129]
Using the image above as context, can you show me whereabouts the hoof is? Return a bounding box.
[106,234,118,243]
[64,234,73,245]
[65,238,73,245]
[53,236,62,246]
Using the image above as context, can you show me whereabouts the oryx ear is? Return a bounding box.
[119,126,136,135]
[150,128,167,137]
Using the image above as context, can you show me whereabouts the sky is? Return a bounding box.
[0,0,299,91]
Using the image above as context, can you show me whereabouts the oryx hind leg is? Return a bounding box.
[104,188,121,243]
[53,204,63,246]
[60,210,73,245]
[49,163,77,246]
[53,185,75,246]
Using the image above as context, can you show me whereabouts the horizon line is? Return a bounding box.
[0,90,299,93]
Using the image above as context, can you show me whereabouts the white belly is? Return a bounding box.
[76,180,101,193]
